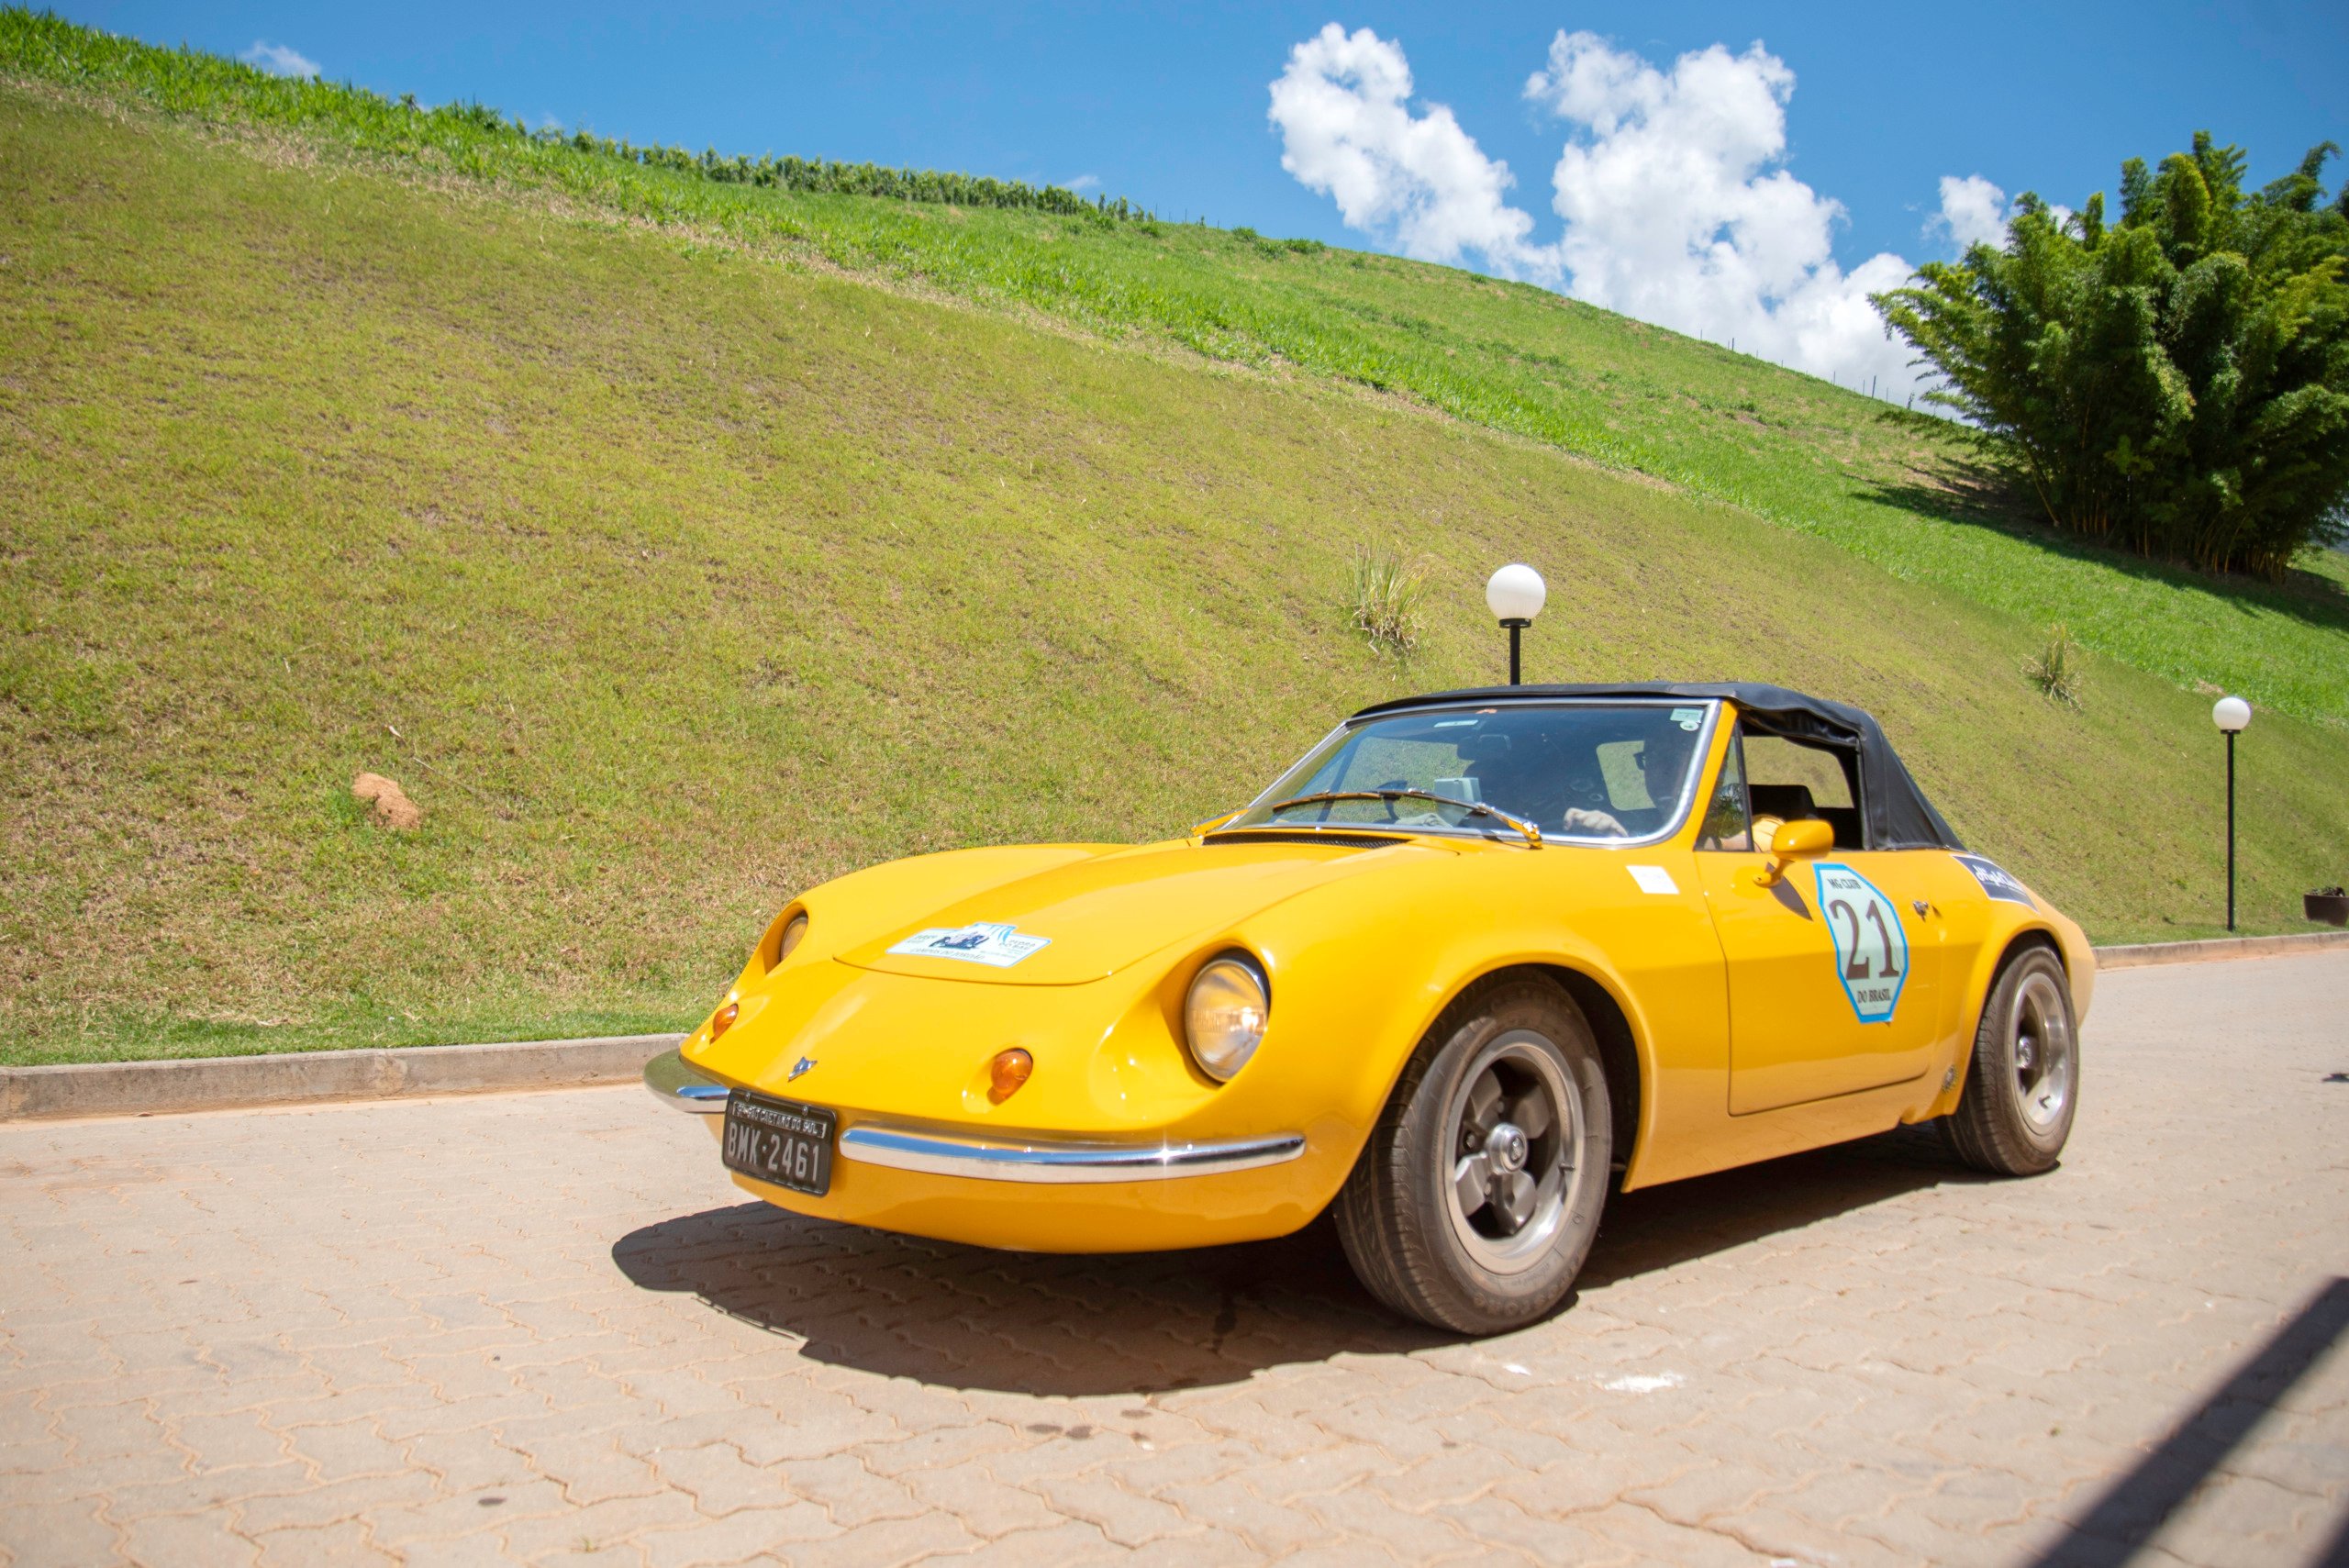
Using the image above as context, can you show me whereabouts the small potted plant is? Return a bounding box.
[2308,885,2349,927]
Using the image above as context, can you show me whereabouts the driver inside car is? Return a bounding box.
[1549,725,1707,839]
[1464,732,1631,838]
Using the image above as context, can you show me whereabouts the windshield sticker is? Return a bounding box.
[1627,864,1678,895]
[1813,863,1909,1024]
[886,922,1051,969]
[1954,853,2036,908]
[1669,707,1704,731]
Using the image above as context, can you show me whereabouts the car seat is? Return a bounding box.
[1746,784,1861,849]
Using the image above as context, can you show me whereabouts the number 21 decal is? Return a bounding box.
[1813,863,1909,1023]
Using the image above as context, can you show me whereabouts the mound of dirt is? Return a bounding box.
[351,772,422,830]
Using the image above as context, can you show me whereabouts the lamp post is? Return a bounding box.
[1484,564,1546,685]
[2212,695,2251,931]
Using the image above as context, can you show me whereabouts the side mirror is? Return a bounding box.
[1755,817,1833,885]
[1192,809,1241,837]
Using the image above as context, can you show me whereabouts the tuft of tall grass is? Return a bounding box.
[1345,545,1429,655]
[2024,624,2086,707]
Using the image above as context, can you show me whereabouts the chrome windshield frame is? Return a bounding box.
[1225,697,1723,851]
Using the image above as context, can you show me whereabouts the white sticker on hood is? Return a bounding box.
[1627,864,1678,895]
[886,922,1051,968]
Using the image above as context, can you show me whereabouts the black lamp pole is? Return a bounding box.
[1503,618,1528,684]
[2225,728,2237,932]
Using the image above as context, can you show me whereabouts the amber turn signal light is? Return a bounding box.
[710,1001,740,1040]
[987,1048,1033,1104]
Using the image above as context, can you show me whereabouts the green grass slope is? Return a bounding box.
[9,8,2348,728]
[4,81,2347,1065]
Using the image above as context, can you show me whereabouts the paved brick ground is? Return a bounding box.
[4,955,2344,1566]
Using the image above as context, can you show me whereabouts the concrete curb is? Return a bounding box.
[6,928,2345,1123]
[2093,929,2349,970]
[0,1033,683,1123]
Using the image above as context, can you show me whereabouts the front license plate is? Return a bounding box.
[720,1091,836,1196]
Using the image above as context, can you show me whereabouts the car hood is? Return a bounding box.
[833,834,1448,985]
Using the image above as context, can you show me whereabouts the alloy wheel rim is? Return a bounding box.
[1442,1030,1585,1275]
[2010,971,2074,1135]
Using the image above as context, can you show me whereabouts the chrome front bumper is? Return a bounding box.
[643,1046,730,1111]
[641,1048,1305,1184]
[837,1125,1305,1184]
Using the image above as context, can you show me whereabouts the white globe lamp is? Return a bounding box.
[1485,564,1546,685]
[2212,696,2251,929]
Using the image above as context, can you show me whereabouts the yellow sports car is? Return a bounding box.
[647,683,2091,1332]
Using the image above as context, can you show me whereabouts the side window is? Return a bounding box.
[1695,727,1751,851]
[1743,734,1864,849]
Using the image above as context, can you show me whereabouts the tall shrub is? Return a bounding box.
[1875,134,2349,577]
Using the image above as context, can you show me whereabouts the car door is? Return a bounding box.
[1691,724,1942,1115]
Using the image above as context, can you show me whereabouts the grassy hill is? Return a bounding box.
[5,17,2348,1064]
[11,10,2348,729]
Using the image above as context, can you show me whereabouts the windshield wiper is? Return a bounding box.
[1261,789,1542,850]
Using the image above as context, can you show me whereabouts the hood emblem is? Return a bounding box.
[788,1057,817,1081]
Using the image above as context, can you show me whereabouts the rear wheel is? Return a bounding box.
[1944,945,2078,1175]
[1335,976,1611,1334]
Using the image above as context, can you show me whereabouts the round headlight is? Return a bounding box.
[775,912,808,964]
[1185,955,1269,1082]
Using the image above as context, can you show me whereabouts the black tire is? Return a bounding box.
[1944,944,2079,1176]
[1334,975,1612,1334]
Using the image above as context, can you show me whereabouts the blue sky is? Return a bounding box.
[54,3,2349,391]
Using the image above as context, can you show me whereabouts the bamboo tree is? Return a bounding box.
[1876,133,2349,577]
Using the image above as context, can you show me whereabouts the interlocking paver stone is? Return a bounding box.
[250,1519,396,1568]
[2,954,2343,1564]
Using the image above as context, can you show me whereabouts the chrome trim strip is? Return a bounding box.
[648,1047,1306,1179]
[839,1125,1307,1184]
[643,1048,730,1113]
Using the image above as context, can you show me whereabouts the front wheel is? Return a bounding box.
[1944,945,2078,1175]
[1334,977,1612,1334]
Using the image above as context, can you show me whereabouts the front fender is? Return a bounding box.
[1222,847,1727,1198]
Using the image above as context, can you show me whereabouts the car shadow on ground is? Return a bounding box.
[609,1123,1981,1397]
[1575,1120,1983,1292]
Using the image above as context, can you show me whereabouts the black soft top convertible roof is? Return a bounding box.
[1351,683,1965,852]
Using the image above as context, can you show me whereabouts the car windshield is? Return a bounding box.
[1228,700,1718,845]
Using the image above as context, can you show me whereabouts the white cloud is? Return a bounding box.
[1267,26,2002,397]
[1064,173,1101,193]
[240,40,319,79]
[1521,30,1914,393]
[1266,24,1558,282]
[1930,174,2009,253]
